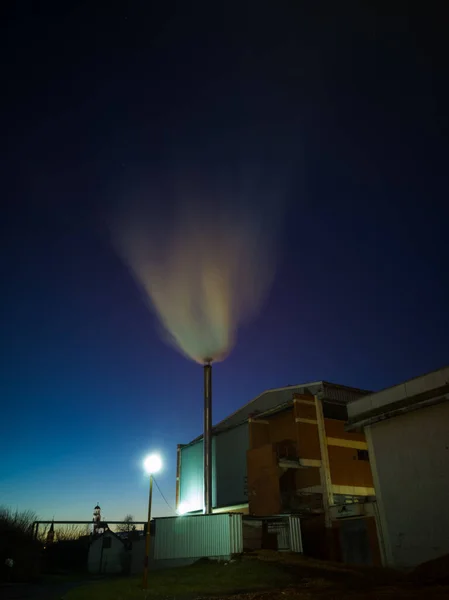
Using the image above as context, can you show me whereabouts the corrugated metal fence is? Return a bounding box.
[154,513,243,560]
[242,516,303,553]
[288,516,302,553]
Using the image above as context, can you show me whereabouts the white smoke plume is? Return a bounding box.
[112,184,283,364]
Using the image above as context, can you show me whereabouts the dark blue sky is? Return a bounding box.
[1,2,448,521]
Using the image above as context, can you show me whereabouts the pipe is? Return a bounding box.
[203,361,212,514]
[175,444,182,510]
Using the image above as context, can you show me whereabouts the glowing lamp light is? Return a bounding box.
[177,502,191,516]
[143,454,162,475]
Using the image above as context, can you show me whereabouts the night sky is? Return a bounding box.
[1,2,448,522]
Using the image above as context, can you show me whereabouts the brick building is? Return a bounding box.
[176,381,382,565]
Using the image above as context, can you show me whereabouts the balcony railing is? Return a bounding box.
[275,440,299,461]
[281,491,324,514]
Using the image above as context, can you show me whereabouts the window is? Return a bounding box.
[357,449,369,461]
[102,536,112,549]
[322,402,348,420]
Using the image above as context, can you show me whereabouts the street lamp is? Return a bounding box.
[142,453,162,589]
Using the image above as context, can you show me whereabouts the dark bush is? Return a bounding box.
[44,538,90,574]
[0,507,42,582]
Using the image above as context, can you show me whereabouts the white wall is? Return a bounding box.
[367,401,449,568]
[88,532,125,574]
[348,366,449,420]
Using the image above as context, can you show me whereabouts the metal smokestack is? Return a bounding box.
[203,361,212,514]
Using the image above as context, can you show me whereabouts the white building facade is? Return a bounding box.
[347,366,449,569]
[88,530,125,574]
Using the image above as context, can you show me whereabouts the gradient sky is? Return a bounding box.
[1,3,448,523]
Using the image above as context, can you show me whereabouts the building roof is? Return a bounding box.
[186,380,371,445]
[347,365,449,429]
[91,529,125,545]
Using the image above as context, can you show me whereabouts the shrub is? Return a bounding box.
[0,507,42,582]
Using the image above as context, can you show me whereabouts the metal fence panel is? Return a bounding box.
[288,515,303,553]
[154,514,243,560]
[229,513,243,554]
[268,520,290,551]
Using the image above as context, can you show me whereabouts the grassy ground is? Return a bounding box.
[64,551,449,600]
[39,571,89,584]
[65,557,294,599]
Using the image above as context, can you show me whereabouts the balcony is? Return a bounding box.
[275,440,321,469]
[275,440,298,463]
[281,490,324,515]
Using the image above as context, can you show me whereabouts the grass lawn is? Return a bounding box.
[40,572,89,584]
[65,557,296,599]
[63,552,449,600]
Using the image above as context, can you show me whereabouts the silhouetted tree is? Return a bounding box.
[0,507,42,582]
[54,524,87,542]
[117,514,135,533]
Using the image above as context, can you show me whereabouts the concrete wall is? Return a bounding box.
[367,401,449,568]
[88,532,125,574]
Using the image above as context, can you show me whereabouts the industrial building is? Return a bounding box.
[347,365,449,569]
[177,381,382,565]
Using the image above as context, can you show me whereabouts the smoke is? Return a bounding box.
[112,182,284,364]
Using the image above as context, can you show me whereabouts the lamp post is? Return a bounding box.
[142,453,162,589]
